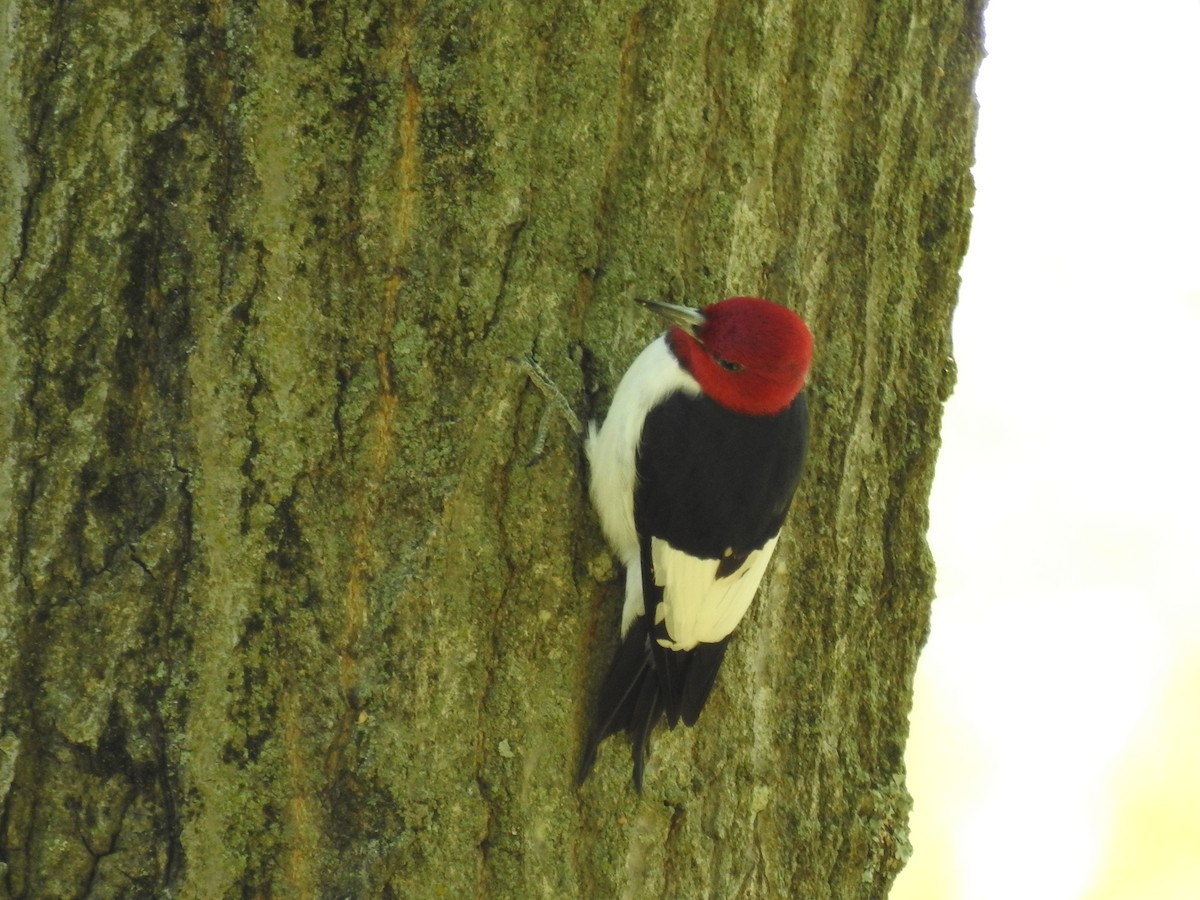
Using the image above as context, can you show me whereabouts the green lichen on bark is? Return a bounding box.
[1,0,982,896]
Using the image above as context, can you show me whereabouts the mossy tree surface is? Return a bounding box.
[0,1,982,896]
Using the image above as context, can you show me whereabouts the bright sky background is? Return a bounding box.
[892,2,1200,898]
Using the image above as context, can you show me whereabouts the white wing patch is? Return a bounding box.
[650,535,780,650]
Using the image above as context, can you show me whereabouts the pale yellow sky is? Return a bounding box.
[893,1,1200,897]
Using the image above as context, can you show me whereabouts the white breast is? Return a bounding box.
[585,335,700,633]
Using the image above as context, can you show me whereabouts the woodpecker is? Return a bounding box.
[579,296,813,789]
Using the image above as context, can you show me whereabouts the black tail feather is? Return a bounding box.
[652,637,681,729]
[628,659,663,791]
[578,618,732,789]
[577,618,654,785]
[679,639,728,726]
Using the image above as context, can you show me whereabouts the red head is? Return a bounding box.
[643,296,813,416]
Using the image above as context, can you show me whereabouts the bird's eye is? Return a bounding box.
[717,357,743,372]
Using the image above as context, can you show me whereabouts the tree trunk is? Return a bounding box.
[0,1,982,896]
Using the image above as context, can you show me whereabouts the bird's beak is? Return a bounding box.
[636,299,706,337]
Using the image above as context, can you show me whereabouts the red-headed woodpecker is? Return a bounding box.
[579,296,813,789]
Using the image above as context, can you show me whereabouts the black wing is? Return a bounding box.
[633,389,807,728]
[578,391,807,789]
[635,390,809,560]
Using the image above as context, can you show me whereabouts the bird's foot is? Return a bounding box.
[512,353,583,465]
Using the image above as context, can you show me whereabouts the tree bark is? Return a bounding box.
[0,0,982,896]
